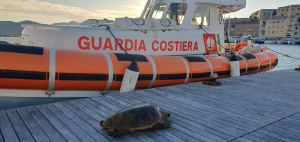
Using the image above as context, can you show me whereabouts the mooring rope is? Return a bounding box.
[105,25,136,64]
[199,25,226,50]
[263,45,300,61]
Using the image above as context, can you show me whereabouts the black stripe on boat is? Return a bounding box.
[114,74,156,81]
[260,64,270,69]
[240,68,247,73]
[240,54,257,60]
[247,66,260,72]
[0,44,44,55]
[47,73,58,80]
[191,72,211,79]
[138,74,154,81]
[114,53,148,62]
[183,56,206,62]
[272,59,278,66]
[225,55,244,61]
[59,73,107,81]
[0,70,46,80]
[216,71,230,76]
[159,73,187,80]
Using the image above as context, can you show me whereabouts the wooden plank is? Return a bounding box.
[16,108,50,142]
[81,98,158,142]
[0,129,4,142]
[105,95,229,142]
[261,124,300,141]
[254,129,295,142]
[45,104,96,142]
[119,91,242,139]
[113,93,234,141]
[6,109,35,142]
[94,97,202,142]
[91,97,181,142]
[36,105,81,142]
[0,111,19,142]
[26,106,67,142]
[177,83,297,116]
[53,102,110,142]
[68,100,143,142]
[160,86,282,122]
[145,88,267,128]
[125,90,248,137]
[77,99,157,142]
[60,101,127,142]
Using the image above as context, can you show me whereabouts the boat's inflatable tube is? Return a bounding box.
[0,44,278,92]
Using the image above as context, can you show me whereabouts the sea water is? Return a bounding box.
[0,37,299,110]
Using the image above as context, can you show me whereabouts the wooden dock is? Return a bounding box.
[1,69,300,142]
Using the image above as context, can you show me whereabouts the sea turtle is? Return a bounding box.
[100,102,171,137]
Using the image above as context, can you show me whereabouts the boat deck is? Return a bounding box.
[1,69,300,142]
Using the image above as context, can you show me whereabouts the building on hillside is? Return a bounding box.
[234,22,260,36]
[277,5,300,17]
[260,15,300,39]
[224,18,259,37]
[250,9,277,19]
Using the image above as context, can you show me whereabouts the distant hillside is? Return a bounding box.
[0,21,40,35]
[51,21,80,26]
[0,20,81,37]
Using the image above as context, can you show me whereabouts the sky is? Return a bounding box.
[0,0,299,24]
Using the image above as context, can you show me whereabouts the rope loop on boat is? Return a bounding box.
[131,18,145,26]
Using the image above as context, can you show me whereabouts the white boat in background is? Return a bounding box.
[282,38,294,44]
[293,39,300,45]
[278,40,283,44]
[264,39,277,44]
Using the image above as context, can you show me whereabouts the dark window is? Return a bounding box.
[292,8,294,11]
[282,9,284,11]
[295,32,298,35]
[282,14,284,16]
[297,13,299,15]
[167,3,188,25]
[287,8,289,11]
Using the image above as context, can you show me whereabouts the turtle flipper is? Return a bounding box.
[108,129,129,137]
[152,117,171,130]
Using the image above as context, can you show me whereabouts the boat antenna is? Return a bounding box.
[105,26,135,64]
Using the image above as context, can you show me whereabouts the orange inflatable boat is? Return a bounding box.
[0,43,278,92]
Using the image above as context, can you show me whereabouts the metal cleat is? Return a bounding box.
[203,73,222,86]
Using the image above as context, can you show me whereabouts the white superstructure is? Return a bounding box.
[20,0,246,56]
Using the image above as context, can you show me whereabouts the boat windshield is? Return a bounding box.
[151,3,166,19]
[166,3,188,25]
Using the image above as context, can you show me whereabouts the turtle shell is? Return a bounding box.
[101,103,161,130]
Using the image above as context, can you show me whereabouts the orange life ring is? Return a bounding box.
[234,41,248,53]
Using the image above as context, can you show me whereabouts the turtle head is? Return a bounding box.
[100,120,105,127]
[160,110,170,118]
[100,118,113,128]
